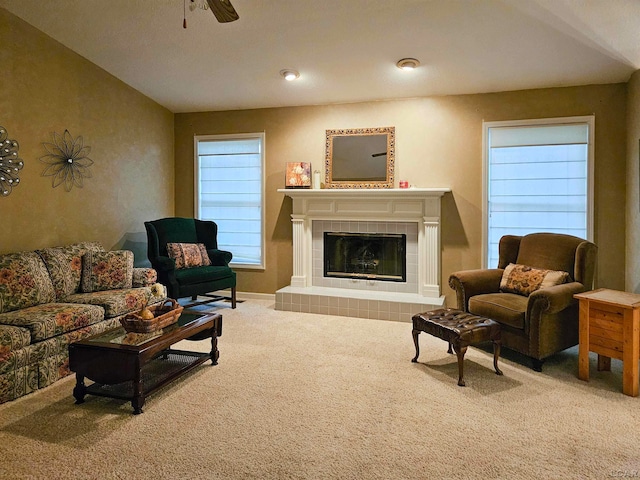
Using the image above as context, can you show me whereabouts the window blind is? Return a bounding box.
[486,122,590,269]
[196,135,264,267]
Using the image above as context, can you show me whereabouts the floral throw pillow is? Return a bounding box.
[0,252,56,313]
[37,242,105,299]
[166,243,211,269]
[37,248,83,299]
[500,263,569,297]
[81,250,134,293]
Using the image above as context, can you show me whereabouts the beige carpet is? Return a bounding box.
[1,299,639,480]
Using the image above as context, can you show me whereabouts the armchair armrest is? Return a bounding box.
[208,249,233,266]
[152,256,176,271]
[132,267,158,287]
[528,281,586,316]
[147,255,179,298]
[448,269,504,311]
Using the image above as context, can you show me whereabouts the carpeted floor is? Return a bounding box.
[1,299,639,479]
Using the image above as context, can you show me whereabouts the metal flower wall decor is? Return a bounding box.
[0,126,24,197]
[40,130,93,191]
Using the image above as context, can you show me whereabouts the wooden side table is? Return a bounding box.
[575,288,640,396]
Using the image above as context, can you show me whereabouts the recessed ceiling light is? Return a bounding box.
[396,58,420,71]
[280,69,300,81]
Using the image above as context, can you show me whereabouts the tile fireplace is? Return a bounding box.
[276,188,450,322]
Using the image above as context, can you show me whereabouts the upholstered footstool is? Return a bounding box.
[411,308,503,386]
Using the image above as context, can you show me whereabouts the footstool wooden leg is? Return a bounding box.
[453,344,467,387]
[411,329,420,362]
[493,340,503,376]
[447,342,453,354]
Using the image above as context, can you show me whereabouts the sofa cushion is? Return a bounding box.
[0,252,56,314]
[37,242,104,299]
[500,263,569,297]
[65,286,158,319]
[81,250,134,293]
[469,293,528,330]
[0,303,104,342]
[166,243,211,269]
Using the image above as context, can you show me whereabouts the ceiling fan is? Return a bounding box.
[184,0,239,28]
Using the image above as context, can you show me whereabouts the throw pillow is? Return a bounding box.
[0,252,56,314]
[81,250,134,292]
[37,242,106,299]
[500,263,569,297]
[166,243,211,269]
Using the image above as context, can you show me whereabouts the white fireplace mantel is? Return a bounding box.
[278,188,450,302]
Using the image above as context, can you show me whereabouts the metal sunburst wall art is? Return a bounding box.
[0,126,24,197]
[40,130,93,191]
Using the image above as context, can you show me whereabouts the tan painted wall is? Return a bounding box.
[627,70,640,293]
[1,9,174,264]
[175,83,627,304]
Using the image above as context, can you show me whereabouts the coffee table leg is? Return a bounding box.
[453,344,467,387]
[132,368,145,415]
[493,340,503,376]
[73,373,86,404]
[411,329,420,362]
[211,334,219,365]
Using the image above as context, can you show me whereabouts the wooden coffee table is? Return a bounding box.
[69,311,222,414]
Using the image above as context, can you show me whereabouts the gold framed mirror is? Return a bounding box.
[324,126,395,189]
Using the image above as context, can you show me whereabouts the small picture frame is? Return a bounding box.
[285,162,312,188]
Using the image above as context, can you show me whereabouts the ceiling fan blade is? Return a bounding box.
[206,0,239,23]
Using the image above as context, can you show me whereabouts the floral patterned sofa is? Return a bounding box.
[0,242,164,404]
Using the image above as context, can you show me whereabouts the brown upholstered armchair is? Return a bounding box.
[448,233,597,371]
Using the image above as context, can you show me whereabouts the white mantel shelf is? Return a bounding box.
[278,187,451,223]
[278,188,451,198]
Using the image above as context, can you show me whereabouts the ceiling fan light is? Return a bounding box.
[280,69,300,81]
[396,58,420,71]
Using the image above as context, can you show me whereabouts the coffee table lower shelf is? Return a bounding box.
[75,349,211,409]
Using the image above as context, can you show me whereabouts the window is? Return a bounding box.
[483,116,594,268]
[194,133,265,269]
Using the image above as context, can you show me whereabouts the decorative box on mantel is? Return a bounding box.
[276,188,451,322]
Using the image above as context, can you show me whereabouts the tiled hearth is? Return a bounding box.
[276,188,450,322]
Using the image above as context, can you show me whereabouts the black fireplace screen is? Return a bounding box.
[323,232,406,282]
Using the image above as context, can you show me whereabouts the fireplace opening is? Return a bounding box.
[323,232,406,282]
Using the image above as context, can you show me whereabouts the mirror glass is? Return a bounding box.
[324,127,395,188]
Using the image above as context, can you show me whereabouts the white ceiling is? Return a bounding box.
[1,0,638,113]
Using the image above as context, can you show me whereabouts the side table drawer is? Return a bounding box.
[588,304,624,359]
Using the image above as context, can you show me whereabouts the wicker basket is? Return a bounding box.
[120,299,184,333]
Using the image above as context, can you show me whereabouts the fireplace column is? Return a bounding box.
[421,216,441,298]
[290,214,308,287]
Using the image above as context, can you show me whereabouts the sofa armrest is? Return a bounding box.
[448,269,504,311]
[208,249,233,266]
[527,281,586,316]
[132,267,158,287]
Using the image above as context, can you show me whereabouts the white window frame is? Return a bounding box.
[481,116,595,268]
[194,132,266,270]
